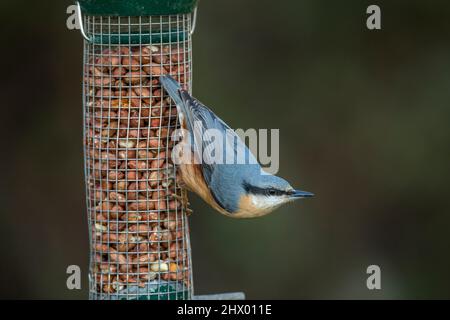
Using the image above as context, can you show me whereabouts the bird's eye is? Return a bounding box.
[268,189,277,196]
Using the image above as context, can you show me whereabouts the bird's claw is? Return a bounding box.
[185,208,193,217]
[170,190,192,216]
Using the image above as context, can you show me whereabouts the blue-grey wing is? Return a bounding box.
[160,75,260,213]
[179,91,258,187]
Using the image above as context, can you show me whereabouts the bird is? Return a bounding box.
[159,75,313,218]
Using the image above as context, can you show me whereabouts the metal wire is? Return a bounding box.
[82,13,193,300]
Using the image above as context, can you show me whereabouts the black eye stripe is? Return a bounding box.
[267,188,284,196]
[242,182,285,196]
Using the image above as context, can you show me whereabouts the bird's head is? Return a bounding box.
[237,173,313,217]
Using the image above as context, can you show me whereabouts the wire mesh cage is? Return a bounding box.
[78,0,197,300]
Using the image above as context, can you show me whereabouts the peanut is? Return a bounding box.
[109,205,123,219]
[122,56,141,71]
[143,64,166,76]
[123,71,142,85]
[150,261,169,273]
[86,44,191,294]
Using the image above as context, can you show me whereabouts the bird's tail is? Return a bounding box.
[159,75,192,145]
[160,75,185,111]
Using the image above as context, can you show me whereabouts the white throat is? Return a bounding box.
[249,194,286,212]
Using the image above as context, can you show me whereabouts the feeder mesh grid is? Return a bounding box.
[82,13,193,300]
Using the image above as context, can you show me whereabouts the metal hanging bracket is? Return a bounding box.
[190,6,198,36]
[77,2,91,42]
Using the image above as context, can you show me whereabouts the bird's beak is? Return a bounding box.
[289,190,314,198]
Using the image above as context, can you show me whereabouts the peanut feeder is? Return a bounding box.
[77,0,198,300]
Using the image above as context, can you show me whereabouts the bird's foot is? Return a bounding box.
[170,190,193,216]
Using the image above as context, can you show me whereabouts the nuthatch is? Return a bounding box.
[160,75,313,218]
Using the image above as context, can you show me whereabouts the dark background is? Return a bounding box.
[1,0,449,299]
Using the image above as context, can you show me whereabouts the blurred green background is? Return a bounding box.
[1,0,450,299]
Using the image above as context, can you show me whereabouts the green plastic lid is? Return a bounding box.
[78,0,199,16]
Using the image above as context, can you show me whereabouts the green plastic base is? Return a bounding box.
[78,0,198,16]
[92,281,191,300]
